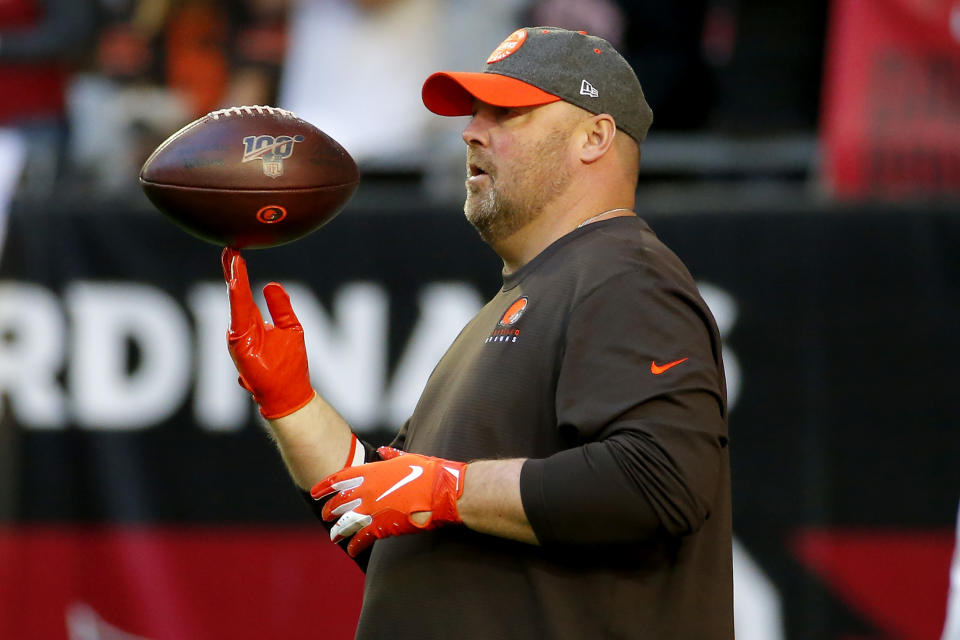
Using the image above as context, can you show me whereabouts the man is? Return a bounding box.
[222,26,733,638]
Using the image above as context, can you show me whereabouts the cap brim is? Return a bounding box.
[422,71,561,116]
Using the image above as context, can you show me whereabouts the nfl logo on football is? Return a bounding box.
[241,134,306,178]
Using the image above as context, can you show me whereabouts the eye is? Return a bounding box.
[470,103,505,120]
[496,106,524,122]
[469,103,526,123]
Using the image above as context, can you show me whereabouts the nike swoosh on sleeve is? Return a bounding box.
[650,357,689,375]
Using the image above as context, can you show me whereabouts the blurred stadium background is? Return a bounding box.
[0,0,959,638]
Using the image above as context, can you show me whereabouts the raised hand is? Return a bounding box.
[221,247,315,419]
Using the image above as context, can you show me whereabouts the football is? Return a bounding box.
[139,105,360,249]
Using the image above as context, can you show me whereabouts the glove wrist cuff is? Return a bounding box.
[343,434,365,468]
[431,460,468,526]
[259,388,316,420]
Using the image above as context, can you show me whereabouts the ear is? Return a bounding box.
[579,114,617,164]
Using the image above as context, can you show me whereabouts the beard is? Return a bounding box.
[463,127,573,245]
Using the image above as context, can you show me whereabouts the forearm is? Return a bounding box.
[458,459,539,545]
[267,393,355,490]
[220,249,359,491]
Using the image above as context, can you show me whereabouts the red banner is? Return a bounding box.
[821,0,960,198]
[0,526,363,640]
[792,529,955,640]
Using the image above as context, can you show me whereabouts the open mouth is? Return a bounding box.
[468,163,488,178]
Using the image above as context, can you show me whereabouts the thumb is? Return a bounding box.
[377,446,406,460]
[237,375,254,394]
[263,282,301,330]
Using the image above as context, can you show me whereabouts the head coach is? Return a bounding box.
[222,26,733,639]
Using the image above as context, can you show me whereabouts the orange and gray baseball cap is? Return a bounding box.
[422,26,654,143]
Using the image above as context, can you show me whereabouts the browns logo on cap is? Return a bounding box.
[486,29,528,64]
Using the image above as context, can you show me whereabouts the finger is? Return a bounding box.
[331,510,372,543]
[377,446,405,460]
[221,247,248,289]
[220,247,236,281]
[311,474,363,501]
[222,249,262,335]
[311,479,335,501]
[347,528,378,557]
[320,482,365,521]
[263,282,302,331]
[330,498,362,517]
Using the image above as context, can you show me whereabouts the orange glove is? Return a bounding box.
[221,247,315,419]
[311,446,468,557]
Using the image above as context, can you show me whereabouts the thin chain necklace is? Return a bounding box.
[577,207,635,228]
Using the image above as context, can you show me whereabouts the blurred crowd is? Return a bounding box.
[2,0,292,199]
[0,0,826,201]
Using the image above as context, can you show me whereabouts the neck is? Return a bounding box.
[493,201,636,274]
[576,207,634,228]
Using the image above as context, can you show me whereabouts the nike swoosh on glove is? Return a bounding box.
[222,247,315,419]
[311,447,468,557]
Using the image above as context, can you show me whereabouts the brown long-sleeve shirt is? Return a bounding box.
[313,216,733,638]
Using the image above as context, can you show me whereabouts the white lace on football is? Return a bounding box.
[208,105,298,120]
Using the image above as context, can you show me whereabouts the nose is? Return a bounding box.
[462,103,494,147]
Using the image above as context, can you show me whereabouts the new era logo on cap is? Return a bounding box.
[580,79,599,98]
